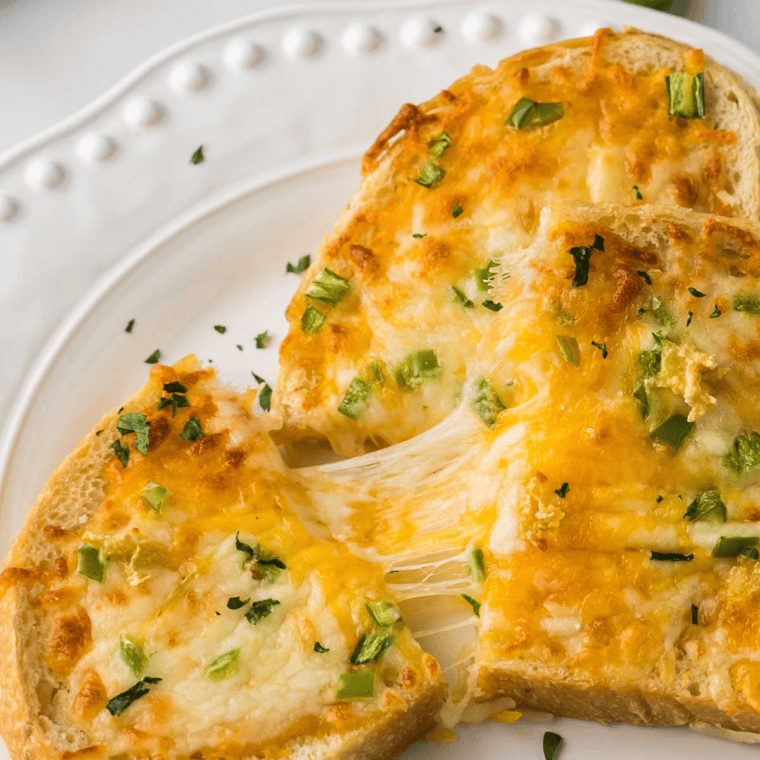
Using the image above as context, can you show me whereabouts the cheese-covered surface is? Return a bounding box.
[275,28,760,456]
[4,359,442,760]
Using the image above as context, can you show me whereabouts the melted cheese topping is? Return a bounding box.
[277,29,746,455]
[36,361,438,760]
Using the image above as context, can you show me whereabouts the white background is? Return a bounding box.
[0,0,755,155]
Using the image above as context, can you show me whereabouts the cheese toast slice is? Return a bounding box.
[0,357,445,760]
[298,202,760,733]
[275,28,760,456]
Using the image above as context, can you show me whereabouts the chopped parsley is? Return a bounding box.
[468,547,486,582]
[452,285,474,308]
[650,551,694,562]
[106,677,162,717]
[350,631,394,665]
[158,383,190,416]
[306,268,350,305]
[687,311,693,327]
[461,594,481,617]
[314,642,329,653]
[190,145,205,165]
[633,383,650,419]
[286,255,311,274]
[111,439,130,467]
[236,344,243,351]
[301,305,326,334]
[590,340,608,359]
[125,319,135,333]
[636,270,652,285]
[245,598,280,625]
[691,604,699,625]
[733,294,760,314]
[226,596,251,610]
[452,203,463,219]
[543,732,563,760]
[650,414,693,451]
[470,378,506,429]
[116,412,151,455]
[338,378,371,420]
[554,482,569,499]
[639,347,662,377]
[724,432,760,474]
[144,349,161,364]
[214,325,227,334]
[712,536,759,558]
[255,331,270,349]
[688,287,706,298]
[666,72,705,119]
[709,304,722,318]
[180,416,204,441]
[634,186,643,200]
[568,238,601,288]
[651,297,675,328]
[506,98,565,130]
[684,489,727,523]
[412,233,427,239]
[414,160,445,188]
[482,300,503,312]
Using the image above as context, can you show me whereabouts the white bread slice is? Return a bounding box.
[275,28,760,456]
[0,356,445,760]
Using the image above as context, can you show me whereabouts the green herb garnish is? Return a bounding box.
[639,348,662,377]
[591,341,608,359]
[245,598,280,625]
[637,270,652,285]
[684,489,727,523]
[286,255,311,274]
[556,335,581,366]
[569,246,594,288]
[116,412,151,455]
[227,596,251,610]
[214,325,226,334]
[452,285,474,308]
[650,551,694,562]
[506,98,565,130]
[713,536,759,558]
[119,637,148,677]
[687,311,693,327]
[125,319,135,333]
[157,391,190,416]
[691,604,699,625]
[412,233,427,239]
[301,305,326,334]
[106,677,162,717]
[314,642,329,653]
[633,383,650,419]
[452,203,463,219]
[350,631,394,665]
[709,305,722,318]
[255,331,269,349]
[733,295,760,314]
[205,649,240,680]
[180,416,204,441]
[338,378,371,420]
[145,349,161,364]
[77,545,105,582]
[543,731,563,760]
[666,72,705,119]
[190,145,205,165]
[688,287,706,298]
[462,594,481,616]
[395,350,441,391]
[554,482,569,498]
[414,160,446,188]
[468,547,486,582]
[141,482,168,513]
[336,669,374,699]
[470,378,506,429]
[111,439,130,467]
[651,297,675,328]
[306,268,350,305]
[634,186,643,200]
[724,432,760,474]
[482,300,503,312]
[651,414,693,450]
[475,260,498,291]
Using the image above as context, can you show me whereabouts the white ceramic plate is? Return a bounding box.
[3,1,760,758]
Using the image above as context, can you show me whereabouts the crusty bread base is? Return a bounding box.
[479,669,760,733]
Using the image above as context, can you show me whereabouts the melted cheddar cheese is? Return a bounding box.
[276,29,757,456]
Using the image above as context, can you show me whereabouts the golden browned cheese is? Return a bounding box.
[5,359,440,760]
[276,29,760,456]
